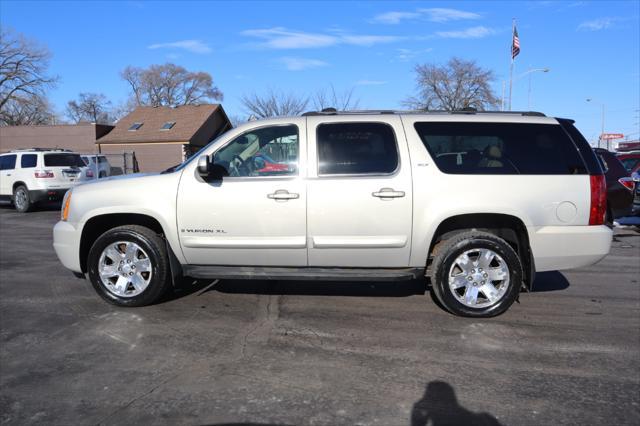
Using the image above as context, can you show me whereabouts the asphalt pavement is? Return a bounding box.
[0,206,639,426]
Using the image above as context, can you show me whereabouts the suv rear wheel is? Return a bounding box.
[13,185,32,213]
[87,225,171,307]
[429,230,522,318]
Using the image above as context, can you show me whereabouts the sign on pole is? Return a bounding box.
[600,133,624,140]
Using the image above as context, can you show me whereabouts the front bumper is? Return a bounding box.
[529,225,613,272]
[53,220,83,273]
[30,188,70,203]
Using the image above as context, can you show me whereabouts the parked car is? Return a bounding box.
[617,152,640,174]
[631,170,640,216]
[0,148,88,212]
[81,154,111,179]
[53,110,612,317]
[593,148,634,221]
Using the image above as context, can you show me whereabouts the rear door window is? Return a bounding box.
[0,154,17,170]
[317,122,398,175]
[414,122,587,175]
[21,154,37,168]
[44,153,85,167]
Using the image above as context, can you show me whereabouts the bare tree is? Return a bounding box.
[0,94,56,126]
[312,85,360,111]
[240,90,309,118]
[66,92,113,124]
[404,57,498,111]
[0,29,58,125]
[121,63,223,107]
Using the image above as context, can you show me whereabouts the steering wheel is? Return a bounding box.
[230,154,250,176]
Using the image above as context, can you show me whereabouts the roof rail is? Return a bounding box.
[300,109,546,117]
[9,148,73,153]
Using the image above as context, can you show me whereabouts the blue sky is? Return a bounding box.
[1,0,639,143]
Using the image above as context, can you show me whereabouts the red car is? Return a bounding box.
[253,153,291,174]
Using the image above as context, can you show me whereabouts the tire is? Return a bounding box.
[87,225,171,307]
[430,230,522,318]
[12,185,32,213]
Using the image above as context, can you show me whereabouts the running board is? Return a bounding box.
[182,265,424,282]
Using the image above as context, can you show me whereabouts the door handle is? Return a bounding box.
[372,188,405,199]
[267,189,299,201]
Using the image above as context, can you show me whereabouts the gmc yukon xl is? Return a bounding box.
[53,110,612,317]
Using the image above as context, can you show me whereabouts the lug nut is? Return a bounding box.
[478,268,483,272]
[118,267,122,271]
[467,276,473,281]
[483,273,488,278]
[129,272,134,276]
[471,269,475,273]
[481,280,486,285]
[127,259,131,264]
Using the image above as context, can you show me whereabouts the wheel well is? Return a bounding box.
[79,213,165,273]
[428,213,534,289]
[12,181,26,192]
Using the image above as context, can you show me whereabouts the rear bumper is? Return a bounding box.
[528,225,612,272]
[30,188,70,203]
[53,220,82,273]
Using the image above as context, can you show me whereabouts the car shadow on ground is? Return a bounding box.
[200,380,502,426]
[169,271,570,303]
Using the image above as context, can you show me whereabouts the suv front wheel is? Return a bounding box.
[87,225,171,307]
[429,231,522,318]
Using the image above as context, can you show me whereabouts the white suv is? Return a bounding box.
[0,149,88,212]
[53,111,612,317]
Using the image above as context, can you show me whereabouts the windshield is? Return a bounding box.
[44,153,85,167]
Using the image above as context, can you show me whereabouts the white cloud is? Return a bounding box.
[577,17,617,31]
[355,79,387,86]
[280,57,328,71]
[396,47,433,61]
[372,8,481,24]
[435,26,496,39]
[148,40,212,54]
[242,27,403,49]
[372,11,421,24]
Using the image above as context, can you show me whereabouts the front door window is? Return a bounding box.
[213,125,299,177]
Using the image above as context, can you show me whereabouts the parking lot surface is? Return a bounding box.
[1,206,639,426]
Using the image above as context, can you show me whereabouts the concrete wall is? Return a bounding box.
[0,124,113,154]
[98,143,184,173]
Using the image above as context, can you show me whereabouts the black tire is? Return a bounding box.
[99,171,106,178]
[12,185,32,213]
[87,225,171,307]
[430,230,522,318]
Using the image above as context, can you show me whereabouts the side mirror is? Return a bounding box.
[197,155,210,176]
[197,155,228,180]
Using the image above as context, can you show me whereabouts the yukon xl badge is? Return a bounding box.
[181,228,227,234]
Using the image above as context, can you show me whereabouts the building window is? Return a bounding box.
[128,122,143,131]
[161,121,176,130]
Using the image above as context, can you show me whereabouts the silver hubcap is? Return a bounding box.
[98,241,152,298]
[448,248,510,308]
[15,189,27,209]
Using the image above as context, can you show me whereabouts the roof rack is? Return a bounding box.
[9,148,73,153]
[301,108,546,117]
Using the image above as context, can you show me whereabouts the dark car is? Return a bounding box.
[594,148,634,221]
[617,152,640,174]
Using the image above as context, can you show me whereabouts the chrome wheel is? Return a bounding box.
[14,188,27,210]
[448,248,510,309]
[98,241,152,298]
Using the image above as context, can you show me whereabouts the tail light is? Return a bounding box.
[589,175,607,225]
[618,177,635,191]
[34,170,54,178]
[86,169,94,178]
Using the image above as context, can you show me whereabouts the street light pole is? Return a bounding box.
[587,98,606,149]
[512,67,549,110]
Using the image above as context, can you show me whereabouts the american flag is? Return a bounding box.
[512,26,520,59]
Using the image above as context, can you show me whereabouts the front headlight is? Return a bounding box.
[61,190,72,221]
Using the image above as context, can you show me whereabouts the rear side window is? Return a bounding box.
[317,122,398,175]
[44,153,85,167]
[414,122,587,175]
[21,154,37,168]
[98,156,109,164]
[0,154,17,170]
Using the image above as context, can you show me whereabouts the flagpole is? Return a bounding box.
[508,18,515,111]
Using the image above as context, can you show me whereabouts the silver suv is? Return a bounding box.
[53,110,612,317]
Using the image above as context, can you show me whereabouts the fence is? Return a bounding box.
[79,152,139,180]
